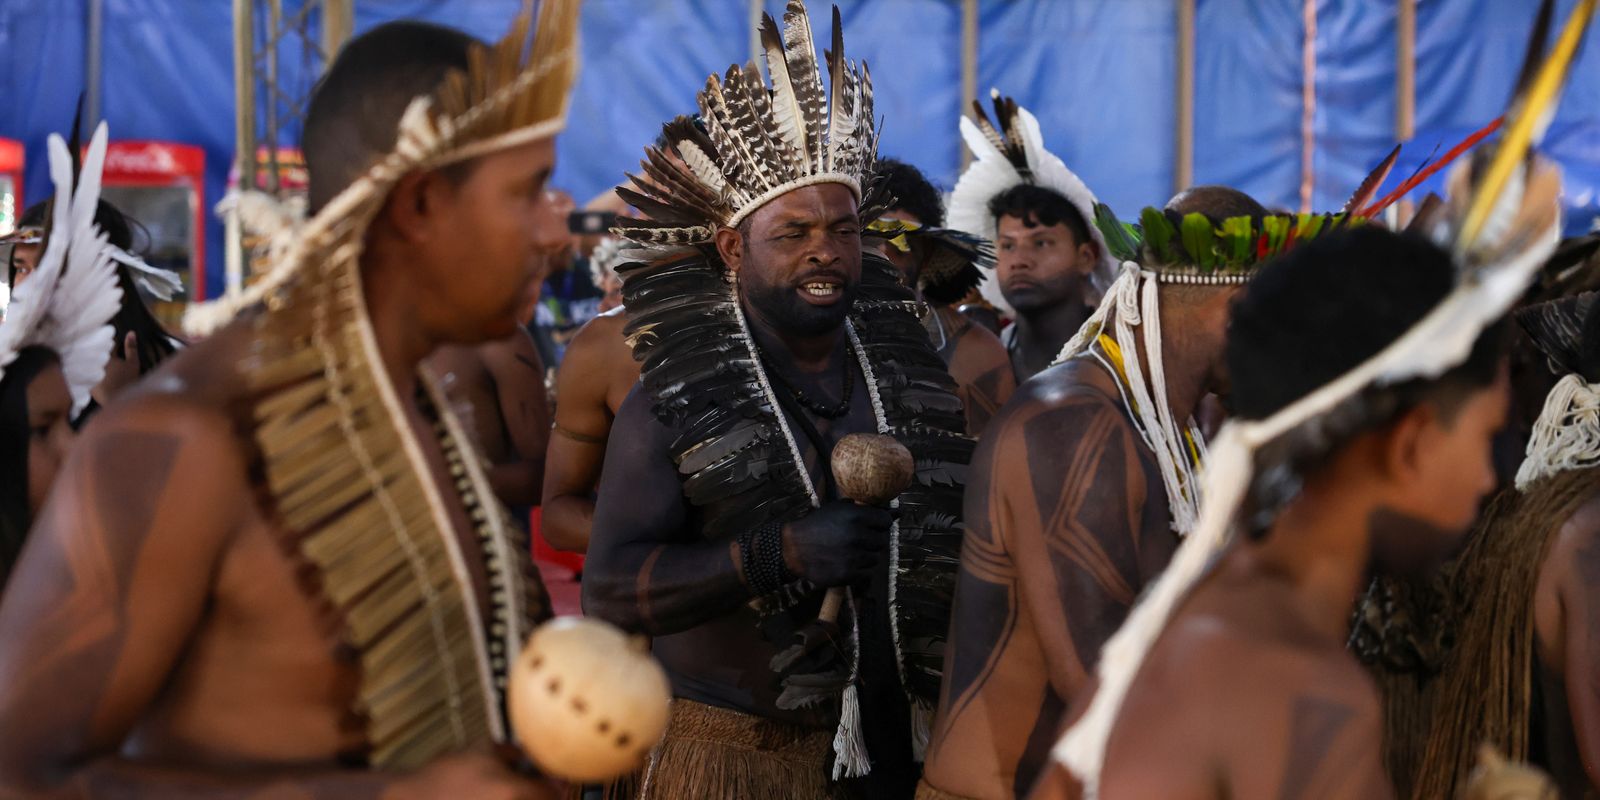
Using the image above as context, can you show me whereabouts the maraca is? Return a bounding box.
[818,432,915,622]
[508,617,671,783]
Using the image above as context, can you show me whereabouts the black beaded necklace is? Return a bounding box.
[762,351,854,419]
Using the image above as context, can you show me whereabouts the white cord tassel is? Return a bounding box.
[1517,373,1600,489]
[832,591,871,779]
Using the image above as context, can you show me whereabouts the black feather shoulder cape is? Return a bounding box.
[616,240,973,734]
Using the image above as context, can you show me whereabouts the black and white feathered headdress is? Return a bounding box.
[0,124,122,415]
[615,1,880,246]
[948,91,1118,314]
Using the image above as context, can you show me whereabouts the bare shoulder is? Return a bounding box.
[981,358,1142,469]
[565,308,629,360]
[1129,608,1385,797]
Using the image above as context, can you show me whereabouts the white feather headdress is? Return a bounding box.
[948,91,1118,316]
[1054,1,1589,791]
[0,123,123,415]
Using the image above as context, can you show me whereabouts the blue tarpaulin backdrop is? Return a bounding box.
[2,0,1598,300]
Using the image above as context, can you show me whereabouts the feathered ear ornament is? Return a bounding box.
[1055,1,1593,796]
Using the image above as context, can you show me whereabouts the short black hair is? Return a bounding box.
[302,21,480,213]
[1230,225,1505,424]
[876,158,944,227]
[1165,185,1268,220]
[988,184,1091,247]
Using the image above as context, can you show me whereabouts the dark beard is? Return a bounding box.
[743,278,857,336]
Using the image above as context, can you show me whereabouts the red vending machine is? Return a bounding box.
[100,140,205,325]
[0,138,23,236]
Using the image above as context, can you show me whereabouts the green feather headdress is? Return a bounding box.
[1094,203,1364,285]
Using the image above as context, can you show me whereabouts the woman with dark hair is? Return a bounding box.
[7,197,183,408]
[0,124,122,590]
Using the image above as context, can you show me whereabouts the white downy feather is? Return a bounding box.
[0,124,122,415]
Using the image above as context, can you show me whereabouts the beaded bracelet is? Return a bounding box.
[739,520,793,597]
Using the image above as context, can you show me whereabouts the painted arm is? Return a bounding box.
[539,322,614,553]
[1556,514,1600,792]
[481,330,549,508]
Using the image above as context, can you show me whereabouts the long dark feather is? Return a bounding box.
[1341,144,1401,214]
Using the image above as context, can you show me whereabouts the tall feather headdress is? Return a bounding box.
[1055,2,1590,795]
[614,1,880,246]
[948,91,1118,314]
[0,122,122,415]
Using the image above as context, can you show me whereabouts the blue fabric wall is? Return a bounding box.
[1,0,1597,299]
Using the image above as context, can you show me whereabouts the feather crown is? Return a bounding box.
[1094,203,1365,285]
[948,91,1118,281]
[1056,1,1590,794]
[184,0,580,335]
[614,1,879,247]
[0,122,122,415]
[1517,290,1599,381]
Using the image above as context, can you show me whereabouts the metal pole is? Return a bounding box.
[265,0,282,196]
[1396,0,1417,223]
[86,0,104,123]
[322,0,354,63]
[1298,0,1318,212]
[1174,0,1195,194]
[229,0,256,296]
[750,0,763,74]
[960,0,978,170]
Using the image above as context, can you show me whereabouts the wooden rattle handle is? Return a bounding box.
[819,588,844,623]
[817,434,915,625]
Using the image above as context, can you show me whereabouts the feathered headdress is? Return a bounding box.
[948,91,1119,313]
[614,1,880,246]
[1515,290,1600,488]
[588,235,624,290]
[185,2,580,335]
[0,123,122,415]
[865,218,994,303]
[1056,1,1588,794]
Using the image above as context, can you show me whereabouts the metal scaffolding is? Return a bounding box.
[226,0,352,295]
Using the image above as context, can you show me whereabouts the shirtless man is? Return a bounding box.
[540,242,638,554]
[0,15,574,797]
[430,297,551,511]
[920,187,1266,799]
[871,158,1013,434]
[1033,226,1521,799]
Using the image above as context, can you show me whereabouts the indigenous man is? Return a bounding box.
[1036,130,1564,797]
[947,94,1118,384]
[540,238,639,554]
[430,294,553,513]
[583,3,971,797]
[0,10,578,796]
[1354,285,1600,798]
[920,177,1266,797]
[870,158,1014,434]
